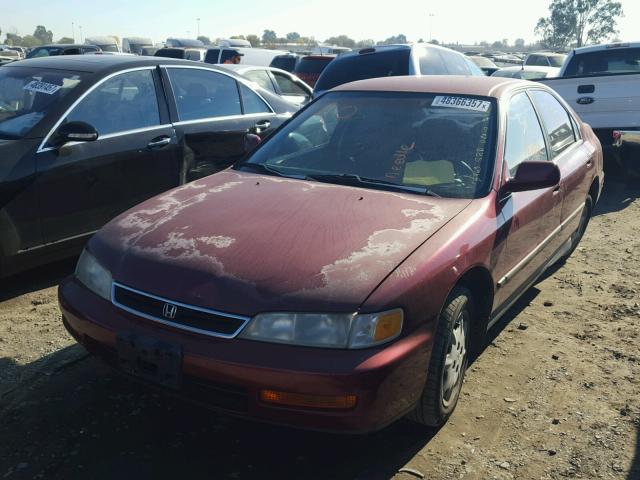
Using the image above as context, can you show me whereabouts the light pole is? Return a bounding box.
[428,13,435,42]
[78,25,83,43]
[197,18,201,37]
[72,22,75,42]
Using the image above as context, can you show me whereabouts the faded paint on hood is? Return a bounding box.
[93,170,471,316]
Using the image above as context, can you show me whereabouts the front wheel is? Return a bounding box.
[408,286,473,428]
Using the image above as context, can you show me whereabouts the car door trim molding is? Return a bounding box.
[161,64,276,115]
[172,112,277,127]
[37,124,174,153]
[36,66,159,154]
[497,203,584,288]
[111,282,251,339]
[17,230,99,254]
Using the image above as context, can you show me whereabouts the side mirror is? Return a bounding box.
[244,133,261,154]
[503,161,560,193]
[57,121,99,144]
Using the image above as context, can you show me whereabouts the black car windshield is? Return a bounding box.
[237,91,497,199]
[0,67,85,139]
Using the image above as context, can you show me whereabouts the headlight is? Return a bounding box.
[239,309,403,349]
[75,249,112,301]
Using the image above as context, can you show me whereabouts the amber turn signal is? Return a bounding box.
[373,310,403,342]
[260,389,358,409]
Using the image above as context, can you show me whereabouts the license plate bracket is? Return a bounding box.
[116,334,182,389]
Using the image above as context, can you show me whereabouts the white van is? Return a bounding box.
[85,36,120,53]
[204,47,288,67]
[122,37,154,55]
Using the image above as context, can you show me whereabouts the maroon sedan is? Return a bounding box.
[59,76,603,433]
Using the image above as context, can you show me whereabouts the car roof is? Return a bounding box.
[498,65,560,72]
[332,75,524,98]
[35,44,90,48]
[572,41,640,54]
[5,55,219,73]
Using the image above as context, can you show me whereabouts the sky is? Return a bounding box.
[1,0,638,46]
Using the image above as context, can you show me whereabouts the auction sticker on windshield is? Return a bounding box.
[24,80,62,95]
[432,96,491,112]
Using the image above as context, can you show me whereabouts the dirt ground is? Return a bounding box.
[0,168,639,480]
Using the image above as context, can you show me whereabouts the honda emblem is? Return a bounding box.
[162,303,178,319]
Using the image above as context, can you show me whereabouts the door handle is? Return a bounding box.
[147,136,171,149]
[552,185,561,195]
[253,120,271,132]
[577,84,595,94]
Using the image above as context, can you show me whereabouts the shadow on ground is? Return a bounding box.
[592,163,640,217]
[0,281,540,480]
[0,258,77,303]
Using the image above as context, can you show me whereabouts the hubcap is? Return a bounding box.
[442,311,467,408]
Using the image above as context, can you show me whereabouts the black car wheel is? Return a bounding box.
[409,286,474,427]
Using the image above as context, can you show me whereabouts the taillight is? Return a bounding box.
[612,131,621,141]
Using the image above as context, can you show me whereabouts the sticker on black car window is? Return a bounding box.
[432,96,490,112]
[24,80,62,95]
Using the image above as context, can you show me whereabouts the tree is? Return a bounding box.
[429,39,440,45]
[21,35,42,47]
[262,29,277,44]
[197,35,211,45]
[5,33,23,46]
[57,37,74,44]
[33,25,53,45]
[286,32,300,42]
[514,38,526,48]
[246,34,261,47]
[355,39,375,49]
[324,35,355,48]
[536,0,623,49]
[380,34,407,45]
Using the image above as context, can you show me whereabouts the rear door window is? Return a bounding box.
[272,72,308,96]
[244,69,276,93]
[504,92,548,173]
[418,48,448,74]
[167,68,241,120]
[204,49,220,64]
[529,90,576,155]
[65,69,160,136]
[564,48,640,76]
[437,49,472,75]
[239,83,272,114]
[315,50,410,91]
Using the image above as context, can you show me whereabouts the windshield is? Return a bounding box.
[0,67,84,139]
[27,47,63,58]
[237,91,497,199]
[548,55,566,67]
[98,44,119,53]
[564,48,640,77]
[315,50,410,92]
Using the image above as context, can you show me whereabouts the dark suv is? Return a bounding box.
[314,44,483,96]
[292,55,335,88]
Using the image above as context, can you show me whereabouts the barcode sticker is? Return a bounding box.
[24,80,62,95]
[432,96,491,112]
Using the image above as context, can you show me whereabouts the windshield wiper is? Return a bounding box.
[236,162,305,179]
[305,173,441,197]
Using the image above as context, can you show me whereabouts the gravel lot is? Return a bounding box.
[1,169,639,480]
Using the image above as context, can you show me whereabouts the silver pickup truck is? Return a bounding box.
[539,42,640,175]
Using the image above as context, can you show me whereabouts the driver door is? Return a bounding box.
[36,68,181,244]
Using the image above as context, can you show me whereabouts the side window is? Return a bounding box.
[527,55,542,66]
[244,70,276,93]
[185,50,202,61]
[167,68,241,121]
[530,90,576,155]
[418,48,448,75]
[239,83,271,114]
[504,92,548,173]
[437,50,472,75]
[65,69,160,136]
[272,72,308,96]
[204,49,220,64]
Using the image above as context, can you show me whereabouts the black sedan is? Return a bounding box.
[0,56,297,277]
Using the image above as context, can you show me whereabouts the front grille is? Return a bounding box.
[112,283,248,338]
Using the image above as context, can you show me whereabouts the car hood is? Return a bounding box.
[92,170,471,316]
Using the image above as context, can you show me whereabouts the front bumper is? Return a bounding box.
[58,277,432,433]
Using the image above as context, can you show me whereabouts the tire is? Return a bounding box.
[557,194,593,264]
[408,286,474,428]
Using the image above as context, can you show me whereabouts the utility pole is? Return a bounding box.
[197,18,201,37]
[428,13,435,42]
[79,25,83,43]
[72,22,75,43]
